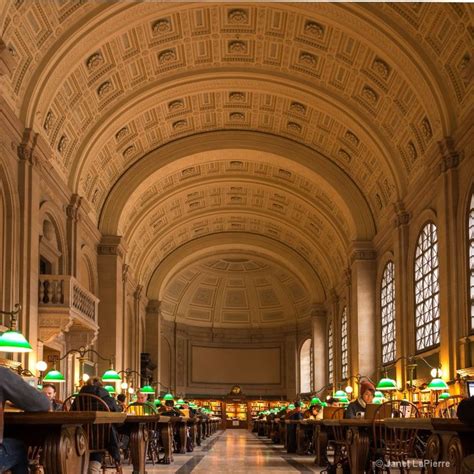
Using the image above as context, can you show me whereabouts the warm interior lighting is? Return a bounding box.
[82,373,90,383]
[128,387,135,394]
[345,385,353,394]
[36,360,47,372]
[430,367,443,378]
[120,381,128,390]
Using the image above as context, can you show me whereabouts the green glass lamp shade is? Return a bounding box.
[101,369,121,382]
[439,392,450,400]
[376,377,398,391]
[175,404,181,409]
[373,398,382,404]
[140,385,155,394]
[0,330,33,353]
[177,398,185,404]
[310,397,322,405]
[334,390,346,399]
[163,392,174,401]
[428,378,448,391]
[288,403,295,410]
[374,391,384,399]
[338,396,349,404]
[154,398,161,405]
[321,402,328,407]
[43,369,65,382]
[104,385,116,394]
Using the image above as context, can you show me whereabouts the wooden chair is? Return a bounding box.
[433,395,465,418]
[326,407,348,470]
[372,400,420,473]
[63,393,122,473]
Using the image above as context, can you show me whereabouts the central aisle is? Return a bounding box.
[192,430,321,473]
[124,429,323,473]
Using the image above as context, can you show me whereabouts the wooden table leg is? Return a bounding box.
[179,422,187,454]
[129,422,148,474]
[348,427,370,473]
[296,424,305,455]
[41,425,88,474]
[159,423,173,464]
[188,423,196,452]
[315,427,328,467]
[196,421,202,446]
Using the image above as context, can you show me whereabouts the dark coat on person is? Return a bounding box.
[344,399,365,419]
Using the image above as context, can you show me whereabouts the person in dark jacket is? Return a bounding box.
[73,377,121,473]
[0,366,50,474]
[345,381,375,419]
[42,383,62,411]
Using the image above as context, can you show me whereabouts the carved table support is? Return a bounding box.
[347,426,370,473]
[159,422,173,464]
[42,425,88,474]
[315,425,329,467]
[129,422,148,474]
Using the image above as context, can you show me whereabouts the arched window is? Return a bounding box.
[414,222,440,351]
[300,338,312,393]
[469,193,474,332]
[341,307,348,379]
[328,320,334,383]
[381,261,396,364]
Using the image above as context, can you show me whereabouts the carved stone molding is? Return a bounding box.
[311,305,326,319]
[447,435,464,471]
[350,243,377,263]
[17,128,38,165]
[438,137,460,173]
[98,235,126,258]
[66,194,82,221]
[343,267,351,287]
[393,200,410,228]
[134,284,143,301]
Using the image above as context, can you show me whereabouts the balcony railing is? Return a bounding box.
[38,275,99,324]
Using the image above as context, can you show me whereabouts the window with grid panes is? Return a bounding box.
[328,320,334,383]
[469,193,474,331]
[414,222,440,351]
[300,338,312,393]
[381,261,396,364]
[341,307,348,379]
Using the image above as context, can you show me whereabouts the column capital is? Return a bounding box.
[17,128,38,165]
[66,194,82,221]
[134,284,143,301]
[146,299,161,314]
[350,241,377,264]
[392,200,410,228]
[98,235,127,258]
[311,304,326,319]
[438,137,461,173]
[329,288,339,305]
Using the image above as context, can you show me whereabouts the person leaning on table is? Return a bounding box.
[0,366,51,474]
[457,396,474,473]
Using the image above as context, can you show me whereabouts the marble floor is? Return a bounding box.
[123,429,323,473]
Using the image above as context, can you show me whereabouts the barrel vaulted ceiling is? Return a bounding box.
[0,2,472,311]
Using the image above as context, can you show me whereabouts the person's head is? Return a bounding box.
[117,393,126,404]
[136,390,148,403]
[359,381,375,404]
[294,401,302,411]
[42,383,56,400]
[326,397,337,406]
[311,404,322,414]
[165,399,174,408]
[182,401,189,409]
[87,377,103,387]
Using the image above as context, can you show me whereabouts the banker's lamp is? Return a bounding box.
[0,305,32,353]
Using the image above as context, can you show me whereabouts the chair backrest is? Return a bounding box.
[433,395,466,418]
[63,393,111,453]
[372,400,420,463]
[126,402,157,416]
[63,393,110,412]
[323,406,344,420]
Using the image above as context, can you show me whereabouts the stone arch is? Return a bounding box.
[99,131,376,241]
[147,233,325,304]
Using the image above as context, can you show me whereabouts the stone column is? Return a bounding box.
[97,235,126,374]
[393,201,410,386]
[436,138,461,380]
[133,285,143,374]
[311,305,327,392]
[145,300,161,387]
[285,334,298,400]
[329,289,340,389]
[66,194,81,277]
[17,129,41,369]
[349,242,377,380]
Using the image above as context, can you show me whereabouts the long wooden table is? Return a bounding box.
[5,411,126,474]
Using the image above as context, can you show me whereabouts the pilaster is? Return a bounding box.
[145,299,161,388]
[66,194,81,276]
[311,304,327,391]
